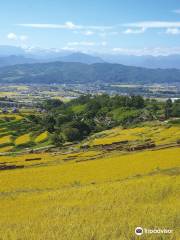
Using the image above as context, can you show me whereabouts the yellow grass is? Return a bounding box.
[0,123,179,240]
[89,125,180,146]
[0,147,179,239]
[0,146,14,152]
[152,126,180,144]
[0,114,23,120]
[15,133,31,145]
[35,131,48,143]
[0,175,179,240]
[0,135,12,145]
[1,147,179,191]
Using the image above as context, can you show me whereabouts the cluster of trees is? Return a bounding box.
[165,98,180,119]
[30,95,180,146]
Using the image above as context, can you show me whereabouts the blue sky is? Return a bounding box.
[1,0,180,55]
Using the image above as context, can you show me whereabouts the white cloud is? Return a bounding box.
[74,30,117,37]
[123,28,146,34]
[67,41,108,47]
[83,30,95,36]
[17,22,113,31]
[7,32,28,42]
[74,30,95,36]
[65,21,77,29]
[67,41,95,46]
[17,20,180,38]
[124,21,180,29]
[166,28,180,35]
[61,46,76,51]
[7,33,17,40]
[112,47,180,56]
[19,35,28,41]
[98,31,119,37]
[17,22,77,29]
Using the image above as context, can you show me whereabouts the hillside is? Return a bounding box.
[0,122,179,239]
[0,94,179,239]
[0,61,180,84]
[0,95,179,153]
[0,55,37,68]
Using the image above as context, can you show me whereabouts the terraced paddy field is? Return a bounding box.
[87,123,180,147]
[0,143,180,239]
[0,114,50,153]
[0,116,179,239]
[0,114,179,154]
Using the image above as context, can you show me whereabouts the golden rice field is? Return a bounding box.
[0,117,179,153]
[88,125,180,146]
[0,146,179,240]
[0,118,179,239]
[35,131,48,143]
[0,145,14,152]
[0,114,23,120]
[15,133,31,146]
[0,114,50,152]
[0,135,12,145]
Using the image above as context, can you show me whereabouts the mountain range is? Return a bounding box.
[0,61,180,85]
[101,54,180,69]
[0,45,180,69]
[0,45,180,86]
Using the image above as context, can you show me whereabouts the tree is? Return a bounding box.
[43,115,56,132]
[28,114,42,124]
[164,99,173,119]
[131,96,145,109]
[71,120,91,137]
[62,127,81,142]
[51,133,64,146]
[172,99,180,117]
[147,99,160,118]
[86,99,101,118]
[43,99,63,111]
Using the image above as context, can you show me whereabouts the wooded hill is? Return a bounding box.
[0,61,180,84]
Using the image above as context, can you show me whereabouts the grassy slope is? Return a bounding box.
[0,116,179,239]
[0,146,179,240]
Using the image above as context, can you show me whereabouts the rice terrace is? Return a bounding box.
[0,90,179,240]
[0,0,180,239]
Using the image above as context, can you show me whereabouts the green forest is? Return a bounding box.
[25,95,180,145]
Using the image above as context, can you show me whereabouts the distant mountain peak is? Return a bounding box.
[58,52,105,64]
